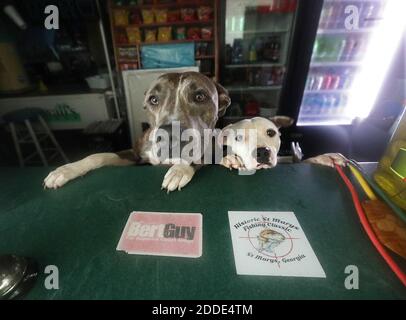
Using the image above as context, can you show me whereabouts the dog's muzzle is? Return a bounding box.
[255,147,271,164]
[152,124,204,163]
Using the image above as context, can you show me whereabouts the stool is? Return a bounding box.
[3,108,69,167]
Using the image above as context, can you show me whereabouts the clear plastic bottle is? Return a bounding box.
[374,107,406,210]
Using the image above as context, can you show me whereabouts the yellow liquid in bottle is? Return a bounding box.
[374,109,406,210]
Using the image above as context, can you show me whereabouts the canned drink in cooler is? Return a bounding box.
[336,38,347,61]
[341,68,354,89]
[353,38,367,61]
[328,3,343,29]
[306,74,315,90]
[318,94,328,114]
[322,74,332,90]
[319,4,334,29]
[329,73,340,90]
[362,2,381,28]
[313,74,324,90]
[340,37,356,61]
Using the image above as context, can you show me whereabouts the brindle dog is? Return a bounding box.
[44,72,231,192]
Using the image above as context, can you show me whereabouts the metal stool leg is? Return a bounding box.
[25,119,48,167]
[9,122,24,167]
[38,116,69,163]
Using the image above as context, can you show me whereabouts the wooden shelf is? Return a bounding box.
[116,43,139,47]
[116,20,213,28]
[112,0,213,10]
[195,55,214,60]
[118,58,138,63]
[141,38,213,45]
[116,38,213,47]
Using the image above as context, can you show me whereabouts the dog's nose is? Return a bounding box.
[255,147,271,164]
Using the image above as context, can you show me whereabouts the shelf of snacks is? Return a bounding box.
[112,0,213,10]
[108,0,219,79]
[116,19,214,28]
[116,38,213,47]
[195,55,215,60]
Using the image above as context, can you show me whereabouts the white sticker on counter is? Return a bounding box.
[228,211,326,278]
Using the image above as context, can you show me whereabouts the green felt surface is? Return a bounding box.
[0,164,405,300]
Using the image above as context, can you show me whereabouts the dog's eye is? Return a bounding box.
[267,129,276,137]
[149,95,159,106]
[235,134,243,142]
[194,92,206,103]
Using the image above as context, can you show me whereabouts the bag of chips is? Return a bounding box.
[187,27,201,40]
[115,30,128,44]
[155,9,168,23]
[129,9,142,24]
[114,9,129,26]
[181,8,195,22]
[167,10,180,22]
[142,9,154,24]
[158,27,172,42]
[201,27,213,40]
[197,6,213,21]
[144,29,157,42]
[126,26,141,44]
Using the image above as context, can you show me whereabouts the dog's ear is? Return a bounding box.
[269,116,294,128]
[215,82,231,117]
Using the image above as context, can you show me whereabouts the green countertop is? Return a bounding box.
[0,164,405,299]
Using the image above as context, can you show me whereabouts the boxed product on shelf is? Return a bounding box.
[175,27,186,40]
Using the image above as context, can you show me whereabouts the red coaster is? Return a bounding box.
[117,211,202,258]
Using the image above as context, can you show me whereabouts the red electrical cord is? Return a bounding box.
[335,164,406,287]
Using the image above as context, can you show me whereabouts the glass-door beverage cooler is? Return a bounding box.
[220,0,298,124]
[296,0,406,126]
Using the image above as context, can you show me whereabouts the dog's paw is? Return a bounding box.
[305,153,347,168]
[220,155,245,170]
[161,164,195,193]
[43,164,82,189]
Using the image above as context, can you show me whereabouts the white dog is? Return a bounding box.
[220,116,347,170]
